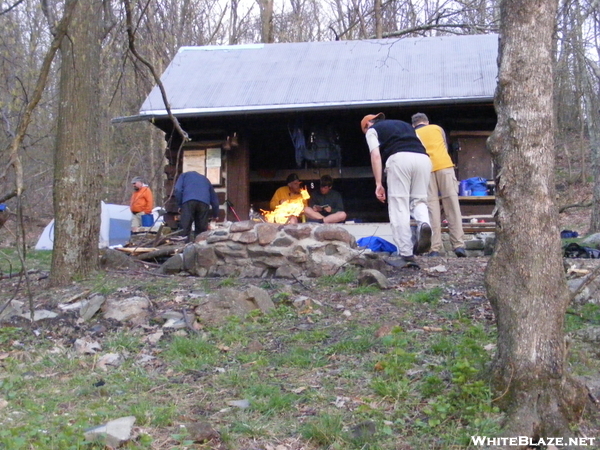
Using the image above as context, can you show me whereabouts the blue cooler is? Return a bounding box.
[141,214,154,227]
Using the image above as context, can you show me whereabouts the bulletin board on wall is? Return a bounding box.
[182,145,223,185]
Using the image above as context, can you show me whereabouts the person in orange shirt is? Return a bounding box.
[130,176,154,232]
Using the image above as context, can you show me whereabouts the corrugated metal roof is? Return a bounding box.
[131,34,498,121]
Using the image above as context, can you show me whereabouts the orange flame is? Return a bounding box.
[262,188,310,224]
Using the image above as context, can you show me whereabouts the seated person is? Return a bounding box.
[269,173,308,224]
[304,175,347,224]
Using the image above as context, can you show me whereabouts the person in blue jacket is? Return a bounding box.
[174,171,220,242]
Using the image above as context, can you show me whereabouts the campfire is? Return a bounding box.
[262,188,310,224]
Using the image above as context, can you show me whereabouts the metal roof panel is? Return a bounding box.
[136,34,498,119]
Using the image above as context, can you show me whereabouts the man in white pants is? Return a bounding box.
[361,113,432,264]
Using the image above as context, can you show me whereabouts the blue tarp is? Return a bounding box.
[357,236,397,253]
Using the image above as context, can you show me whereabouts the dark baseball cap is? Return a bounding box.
[286,173,301,184]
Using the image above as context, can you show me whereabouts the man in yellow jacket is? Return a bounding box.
[130,176,154,232]
[412,113,466,257]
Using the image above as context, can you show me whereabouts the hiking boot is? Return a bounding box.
[454,247,467,258]
[414,223,432,255]
[427,251,440,257]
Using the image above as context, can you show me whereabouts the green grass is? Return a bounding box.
[3,270,595,449]
[403,286,444,304]
[0,248,52,274]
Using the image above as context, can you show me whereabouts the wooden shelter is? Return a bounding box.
[115,34,499,227]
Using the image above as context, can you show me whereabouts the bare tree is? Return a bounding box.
[485,0,587,443]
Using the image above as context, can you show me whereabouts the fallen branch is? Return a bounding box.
[135,245,182,261]
[570,263,600,302]
[559,201,593,213]
[63,289,92,304]
[117,247,159,255]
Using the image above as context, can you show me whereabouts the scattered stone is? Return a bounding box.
[19,310,58,321]
[0,300,24,321]
[357,269,389,289]
[160,253,184,274]
[74,338,101,355]
[162,318,186,329]
[146,331,165,345]
[194,287,274,325]
[581,232,600,247]
[227,399,250,409]
[80,295,106,321]
[96,353,123,371]
[89,324,107,336]
[103,296,150,324]
[184,421,220,443]
[574,326,600,343]
[0,398,8,409]
[245,285,275,313]
[426,265,447,273]
[84,416,136,448]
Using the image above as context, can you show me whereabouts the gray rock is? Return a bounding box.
[80,295,106,321]
[0,300,24,321]
[194,287,273,325]
[358,269,389,289]
[230,220,254,232]
[313,225,356,247]
[230,230,258,244]
[245,286,275,312]
[581,233,600,247]
[84,416,136,448]
[103,296,150,324]
[275,264,302,279]
[160,253,184,274]
[195,289,255,325]
[19,310,58,321]
[465,239,484,250]
[283,223,313,240]
[99,249,137,269]
[256,223,280,244]
[212,242,247,259]
[574,326,600,343]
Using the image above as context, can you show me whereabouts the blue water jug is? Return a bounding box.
[459,180,470,196]
[141,214,154,227]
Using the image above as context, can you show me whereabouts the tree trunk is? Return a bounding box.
[587,61,600,233]
[485,0,587,444]
[257,0,274,43]
[50,0,104,286]
[374,0,382,39]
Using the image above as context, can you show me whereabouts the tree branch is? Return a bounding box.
[122,0,189,143]
[0,190,17,204]
[559,201,593,213]
[0,0,26,16]
[377,22,497,39]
